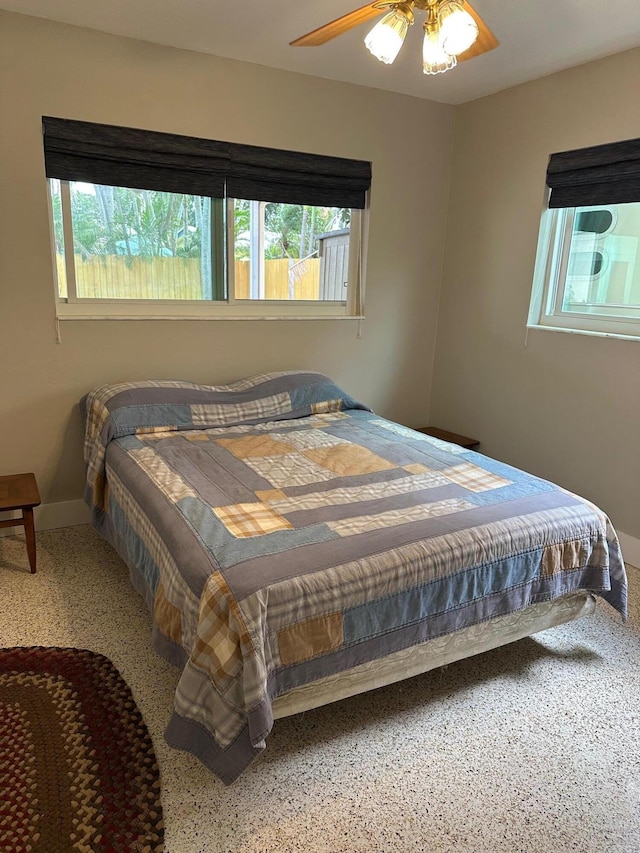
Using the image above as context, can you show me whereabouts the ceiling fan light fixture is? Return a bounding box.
[437,0,479,56]
[422,27,457,75]
[364,3,414,65]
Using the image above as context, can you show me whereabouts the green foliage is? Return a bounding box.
[68,185,205,259]
[264,203,349,260]
[54,181,350,263]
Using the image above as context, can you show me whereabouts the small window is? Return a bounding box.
[567,249,605,279]
[43,117,370,320]
[528,137,640,340]
[575,209,614,235]
[529,203,640,338]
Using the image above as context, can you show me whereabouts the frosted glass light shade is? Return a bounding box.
[422,30,457,75]
[438,2,479,56]
[364,8,412,64]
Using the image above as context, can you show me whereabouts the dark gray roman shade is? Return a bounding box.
[42,117,229,197]
[546,136,640,209]
[42,117,372,209]
[227,142,372,209]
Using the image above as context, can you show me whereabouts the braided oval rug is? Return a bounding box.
[0,646,164,852]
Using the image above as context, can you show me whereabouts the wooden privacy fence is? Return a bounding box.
[56,255,321,300]
[234,258,320,300]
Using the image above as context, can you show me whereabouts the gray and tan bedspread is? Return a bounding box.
[82,371,628,783]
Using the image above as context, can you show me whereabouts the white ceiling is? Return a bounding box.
[3,0,640,105]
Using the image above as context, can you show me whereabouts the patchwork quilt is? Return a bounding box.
[82,371,628,784]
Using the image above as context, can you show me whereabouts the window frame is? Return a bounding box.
[43,116,371,322]
[528,201,640,341]
[48,179,368,321]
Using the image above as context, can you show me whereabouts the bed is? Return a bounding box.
[82,371,628,784]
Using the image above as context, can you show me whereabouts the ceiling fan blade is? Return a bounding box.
[290,3,384,47]
[456,2,499,62]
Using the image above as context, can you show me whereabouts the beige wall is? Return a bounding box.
[0,11,453,506]
[431,47,640,540]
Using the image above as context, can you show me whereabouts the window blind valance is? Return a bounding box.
[42,117,229,197]
[226,142,372,209]
[42,117,372,210]
[546,136,640,209]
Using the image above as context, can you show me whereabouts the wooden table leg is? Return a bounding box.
[23,507,37,573]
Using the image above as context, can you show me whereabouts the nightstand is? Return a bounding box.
[0,473,41,573]
[415,427,480,450]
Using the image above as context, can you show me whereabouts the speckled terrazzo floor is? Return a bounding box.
[1,525,638,853]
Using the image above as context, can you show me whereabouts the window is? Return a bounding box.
[43,118,371,319]
[528,137,640,340]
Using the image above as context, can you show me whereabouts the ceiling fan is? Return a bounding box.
[290,1,499,75]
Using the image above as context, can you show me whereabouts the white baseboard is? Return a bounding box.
[36,498,92,530]
[0,499,90,537]
[618,532,640,570]
[2,499,639,568]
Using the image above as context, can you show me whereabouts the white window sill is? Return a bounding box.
[57,313,364,321]
[55,300,362,321]
[526,323,640,343]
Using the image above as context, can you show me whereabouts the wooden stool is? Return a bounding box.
[0,473,41,573]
